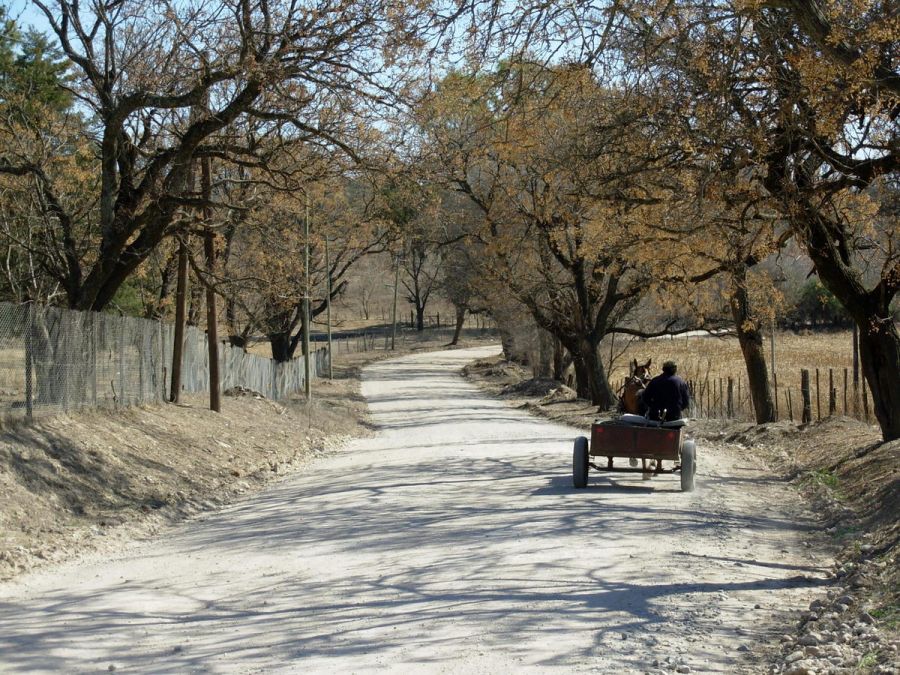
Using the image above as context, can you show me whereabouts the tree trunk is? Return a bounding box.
[31,308,65,405]
[798,210,900,441]
[570,339,616,408]
[228,334,248,349]
[553,339,568,380]
[535,329,553,378]
[416,305,425,332]
[499,327,516,361]
[583,339,617,409]
[571,354,592,400]
[145,250,178,320]
[858,320,900,440]
[268,332,296,362]
[729,270,776,423]
[187,275,203,326]
[450,306,466,345]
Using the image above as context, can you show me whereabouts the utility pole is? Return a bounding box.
[391,253,400,350]
[303,192,312,399]
[169,237,189,402]
[202,153,220,412]
[170,119,197,404]
[325,234,333,380]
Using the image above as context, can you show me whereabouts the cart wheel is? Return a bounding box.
[680,440,697,492]
[573,436,589,489]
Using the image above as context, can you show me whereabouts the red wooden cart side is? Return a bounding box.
[590,421,682,461]
[573,418,697,492]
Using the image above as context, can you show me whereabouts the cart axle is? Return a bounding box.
[588,462,682,474]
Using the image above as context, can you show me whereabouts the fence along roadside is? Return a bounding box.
[614,368,873,425]
[0,301,328,423]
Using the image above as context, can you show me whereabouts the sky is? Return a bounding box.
[7,1,53,33]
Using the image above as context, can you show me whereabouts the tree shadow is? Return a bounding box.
[0,346,830,672]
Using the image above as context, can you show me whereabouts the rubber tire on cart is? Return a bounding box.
[573,436,589,489]
[680,440,697,492]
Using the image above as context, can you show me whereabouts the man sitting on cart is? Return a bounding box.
[642,360,691,421]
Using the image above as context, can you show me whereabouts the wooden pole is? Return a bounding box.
[801,369,812,425]
[694,380,699,417]
[719,378,724,418]
[391,253,399,350]
[201,154,220,413]
[843,368,848,415]
[303,193,311,399]
[325,236,333,380]
[170,243,189,402]
[787,389,794,422]
[815,368,821,420]
[773,372,779,421]
[706,379,711,418]
[727,377,734,418]
[828,368,836,416]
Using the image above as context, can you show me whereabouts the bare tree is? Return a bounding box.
[1,0,431,310]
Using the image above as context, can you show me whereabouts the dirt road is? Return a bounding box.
[0,347,830,673]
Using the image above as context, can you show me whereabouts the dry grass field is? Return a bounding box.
[609,329,870,423]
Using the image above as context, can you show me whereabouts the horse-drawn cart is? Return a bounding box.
[572,416,697,491]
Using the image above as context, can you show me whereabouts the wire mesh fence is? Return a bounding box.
[0,302,328,423]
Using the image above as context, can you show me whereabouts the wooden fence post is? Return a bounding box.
[815,368,821,420]
[697,380,703,417]
[828,368,836,416]
[801,369,812,425]
[688,380,695,416]
[706,380,711,418]
[719,378,724,418]
[691,380,697,416]
[842,368,848,416]
[787,389,794,422]
[727,377,734,418]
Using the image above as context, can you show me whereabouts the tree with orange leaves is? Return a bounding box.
[638,0,900,439]
[419,64,695,406]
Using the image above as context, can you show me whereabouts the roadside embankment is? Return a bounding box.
[0,334,493,582]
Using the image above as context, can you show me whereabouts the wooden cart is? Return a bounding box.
[572,417,697,491]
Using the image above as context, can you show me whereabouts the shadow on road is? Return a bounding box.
[0,346,829,673]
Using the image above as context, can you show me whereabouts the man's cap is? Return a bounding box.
[663,360,677,371]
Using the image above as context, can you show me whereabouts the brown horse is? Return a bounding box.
[619,358,656,475]
[620,358,652,414]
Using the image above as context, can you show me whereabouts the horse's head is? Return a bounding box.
[631,358,652,383]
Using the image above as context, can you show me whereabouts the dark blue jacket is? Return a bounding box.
[642,373,691,421]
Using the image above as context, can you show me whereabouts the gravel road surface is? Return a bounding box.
[0,346,829,673]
